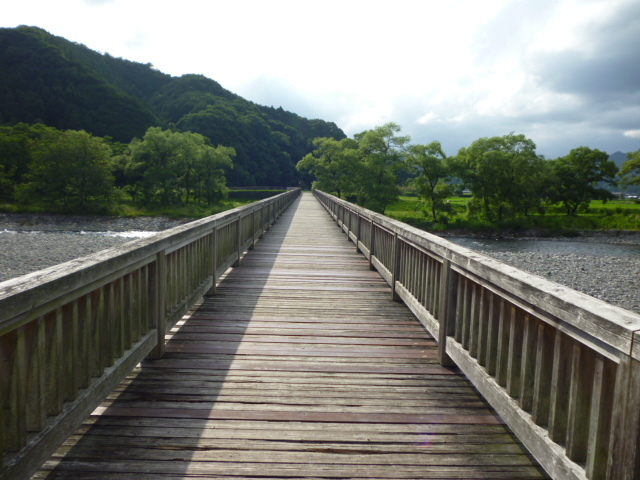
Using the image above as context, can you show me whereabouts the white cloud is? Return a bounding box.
[2,0,639,158]
[625,130,640,139]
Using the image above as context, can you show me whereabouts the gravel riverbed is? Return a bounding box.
[0,213,188,283]
[463,247,640,314]
[1,213,639,314]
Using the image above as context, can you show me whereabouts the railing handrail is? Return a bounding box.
[0,188,301,480]
[314,189,640,480]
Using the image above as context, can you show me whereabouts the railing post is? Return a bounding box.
[148,251,166,360]
[391,232,400,301]
[437,259,457,367]
[607,354,640,479]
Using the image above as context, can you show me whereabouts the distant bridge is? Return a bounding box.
[2,189,639,479]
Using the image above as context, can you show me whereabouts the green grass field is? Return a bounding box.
[385,196,640,234]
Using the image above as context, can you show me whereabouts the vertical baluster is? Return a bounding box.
[454,276,466,343]
[69,300,81,396]
[0,327,27,451]
[89,289,103,378]
[77,296,91,389]
[130,270,140,343]
[495,301,511,387]
[418,251,425,305]
[506,307,524,397]
[484,293,499,375]
[113,278,124,359]
[518,313,538,412]
[607,354,640,480]
[468,284,480,356]
[476,288,490,367]
[586,355,615,479]
[460,280,473,348]
[549,331,572,443]
[531,321,555,425]
[391,233,401,301]
[369,223,376,270]
[123,273,132,349]
[429,257,438,313]
[566,343,595,463]
[46,309,64,416]
[149,252,167,359]
[25,316,46,432]
[234,217,241,267]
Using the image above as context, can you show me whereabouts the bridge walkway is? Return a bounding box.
[34,192,547,479]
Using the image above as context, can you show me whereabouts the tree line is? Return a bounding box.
[297,123,640,221]
[0,123,234,209]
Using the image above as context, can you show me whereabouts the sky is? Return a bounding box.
[3,0,640,159]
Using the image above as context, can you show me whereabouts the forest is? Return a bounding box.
[0,26,345,187]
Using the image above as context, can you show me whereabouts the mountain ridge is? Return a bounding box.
[0,26,345,185]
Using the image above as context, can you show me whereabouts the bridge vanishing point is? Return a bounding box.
[2,190,640,480]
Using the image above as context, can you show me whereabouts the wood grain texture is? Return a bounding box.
[34,193,546,480]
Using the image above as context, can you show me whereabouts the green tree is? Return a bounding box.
[20,128,114,208]
[351,123,409,213]
[296,137,359,198]
[453,133,543,221]
[547,147,618,215]
[192,143,235,205]
[123,127,233,205]
[621,148,640,187]
[406,142,455,220]
[298,123,408,213]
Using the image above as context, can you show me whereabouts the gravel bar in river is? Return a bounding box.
[1,213,638,315]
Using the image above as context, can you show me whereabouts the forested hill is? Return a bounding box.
[0,26,346,185]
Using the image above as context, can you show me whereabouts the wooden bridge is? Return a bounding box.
[2,190,640,480]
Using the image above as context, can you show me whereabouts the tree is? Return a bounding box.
[453,133,543,221]
[20,128,114,208]
[296,136,359,198]
[351,123,409,213]
[297,123,408,213]
[621,148,640,187]
[548,147,618,215]
[123,127,233,205]
[406,141,454,220]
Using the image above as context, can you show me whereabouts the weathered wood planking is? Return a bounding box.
[34,193,546,480]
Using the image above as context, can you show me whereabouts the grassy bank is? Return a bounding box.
[385,196,640,235]
[0,190,285,219]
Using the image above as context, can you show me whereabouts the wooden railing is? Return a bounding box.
[314,190,640,480]
[0,188,300,480]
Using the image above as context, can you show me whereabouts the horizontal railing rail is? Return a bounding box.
[0,188,300,480]
[314,189,640,480]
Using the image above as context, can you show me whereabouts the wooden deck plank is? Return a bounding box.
[34,193,548,479]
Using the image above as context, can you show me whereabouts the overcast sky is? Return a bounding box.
[3,0,640,158]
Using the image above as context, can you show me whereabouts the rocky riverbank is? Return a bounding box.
[1,213,638,314]
[0,213,189,283]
